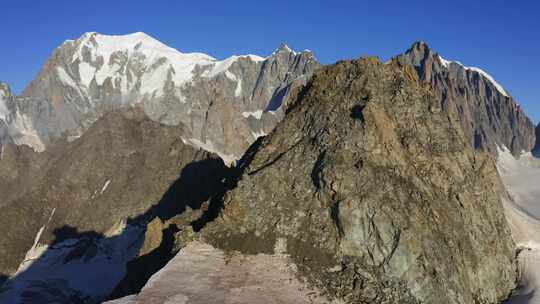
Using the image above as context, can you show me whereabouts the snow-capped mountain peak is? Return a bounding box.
[70,31,215,62]
[60,32,219,97]
[53,32,298,101]
[1,32,320,164]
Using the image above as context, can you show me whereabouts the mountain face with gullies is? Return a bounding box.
[396,41,536,157]
[0,35,537,304]
[0,32,319,164]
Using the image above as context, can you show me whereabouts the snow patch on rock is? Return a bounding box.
[182,137,236,166]
[235,78,243,97]
[251,129,266,139]
[70,32,216,97]
[0,94,9,121]
[101,179,111,194]
[16,208,56,273]
[242,110,263,120]
[201,54,264,79]
[56,67,78,88]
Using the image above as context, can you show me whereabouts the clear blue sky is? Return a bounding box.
[2,0,539,122]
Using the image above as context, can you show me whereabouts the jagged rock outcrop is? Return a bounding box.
[203,58,517,303]
[0,32,319,164]
[396,41,535,157]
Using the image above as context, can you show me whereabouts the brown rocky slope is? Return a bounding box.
[203,57,518,303]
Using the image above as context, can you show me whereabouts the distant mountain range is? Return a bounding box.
[0,32,319,164]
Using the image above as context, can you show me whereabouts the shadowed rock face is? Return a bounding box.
[396,42,535,157]
[203,58,517,303]
[0,107,224,277]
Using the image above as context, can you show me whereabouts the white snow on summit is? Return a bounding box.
[467,66,509,97]
[438,55,509,97]
[62,32,269,100]
[68,32,216,97]
[272,44,297,56]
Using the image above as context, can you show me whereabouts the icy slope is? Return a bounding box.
[497,147,540,304]
[0,223,145,303]
[105,241,335,304]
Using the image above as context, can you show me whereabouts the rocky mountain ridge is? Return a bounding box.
[396,41,536,157]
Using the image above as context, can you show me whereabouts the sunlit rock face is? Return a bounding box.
[203,58,517,304]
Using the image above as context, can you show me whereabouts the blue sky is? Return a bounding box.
[1,0,539,122]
